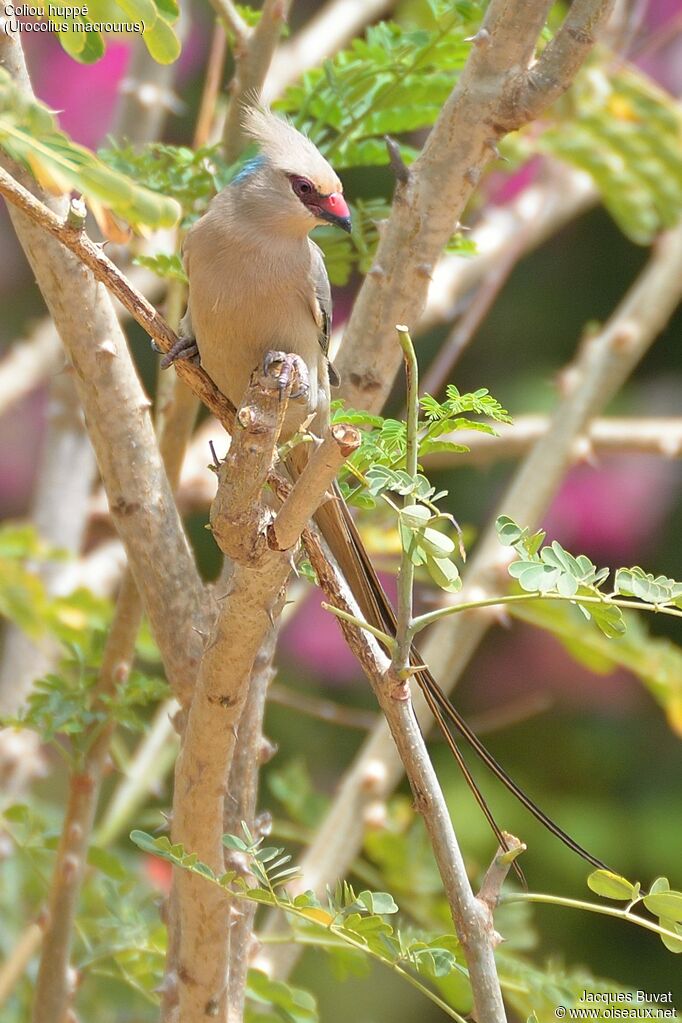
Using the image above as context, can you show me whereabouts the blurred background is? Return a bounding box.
[0,1,681,1020]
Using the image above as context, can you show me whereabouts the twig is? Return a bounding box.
[423,415,682,467]
[478,836,526,912]
[336,0,613,411]
[0,921,43,1007]
[392,326,419,671]
[269,683,378,730]
[94,698,179,847]
[287,520,509,1021]
[0,318,62,418]
[0,163,234,431]
[31,572,142,1023]
[110,35,184,143]
[501,892,682,946]
[171,369,359,1022]
[209,0,251,47]
[222,0,293,161]
[194,22,228,149]
[261,222,682,982]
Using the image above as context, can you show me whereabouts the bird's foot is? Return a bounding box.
[159,334,200,369]
[262,351,309,402]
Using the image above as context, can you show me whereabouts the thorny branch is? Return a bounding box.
[170,364,359,1023]
[337,0,614,411]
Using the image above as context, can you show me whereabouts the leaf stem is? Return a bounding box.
[501,892,682,945]
[411,590,682,635]
[392,325,419,672]
[321,602,395,652]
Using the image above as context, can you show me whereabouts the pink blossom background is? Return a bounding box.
[1,3,681,718]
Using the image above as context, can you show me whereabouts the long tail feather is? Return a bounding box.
[307,478,611,873]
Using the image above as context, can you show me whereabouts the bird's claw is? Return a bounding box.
[262,351,309,402]
[159,335,200,369]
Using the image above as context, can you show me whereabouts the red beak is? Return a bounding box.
[316,192,352,232]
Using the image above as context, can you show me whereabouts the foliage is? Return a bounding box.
[331,386,510,593]
[98,142,235,228]
[508,598,682,736]
[587,871,682,954]
[496,515,682,638]
[0,70,180,236]
[0,523,110,642]
[276,4,482,169]
[130,825,470,1019]
[534,59,682,244]
[2,633,166,764]
[26,0,181,65]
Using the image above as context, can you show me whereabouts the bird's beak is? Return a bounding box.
[316,192,352,233]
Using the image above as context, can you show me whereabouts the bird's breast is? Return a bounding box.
[185,229,327,436]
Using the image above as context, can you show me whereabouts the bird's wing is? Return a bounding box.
[310,239,340,387]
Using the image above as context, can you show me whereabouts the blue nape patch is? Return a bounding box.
[232,155,265,184]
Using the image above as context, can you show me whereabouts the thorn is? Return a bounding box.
[465,27,491,46]
[384,135,410,184]
[96,339,117,358]
[208,439,221,471]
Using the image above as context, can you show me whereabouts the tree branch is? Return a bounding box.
[209,0,251,48]
[262,0,397,102]
[261,222,682,981]
[337,0,613,412]
[277,515,509,1022]
[222,0,293,161]
[171,368,359,1022]
[514,0,613,122]
[0,34,208,707]
[423,415,682,467]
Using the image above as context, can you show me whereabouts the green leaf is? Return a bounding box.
[587,870,639,901]
[425,554,462,594]
[400,504,432,528]
[0,70,180,232]
[615,566,682,607]
[642,891,682,923]
[421,527,455,558]
[133,252,187,283]
[658,918,682,954]
[357,890,399,915]
[536,60,682,244]
[267,757,328,828]
[143,13,182,64]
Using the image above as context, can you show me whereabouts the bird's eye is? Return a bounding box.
[291,176,314,198]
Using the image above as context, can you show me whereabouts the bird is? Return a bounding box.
[164,106,610,878]
[165,107,349,443]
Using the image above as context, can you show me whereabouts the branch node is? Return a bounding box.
[478,833,526,909]
[65,195,87,231]
[465,27,491,46]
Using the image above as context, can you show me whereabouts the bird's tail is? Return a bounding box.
[287,445,610,876]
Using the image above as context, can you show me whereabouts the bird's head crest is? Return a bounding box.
[239,106,351,234]
[241,106,342,197]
